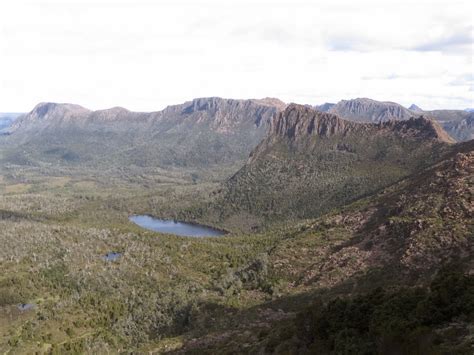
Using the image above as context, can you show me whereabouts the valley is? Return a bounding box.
[0,98,472,353]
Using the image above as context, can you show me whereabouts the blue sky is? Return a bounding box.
[0,0,472,111]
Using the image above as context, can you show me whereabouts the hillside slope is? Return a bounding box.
[174,139,474,354]
[192,104,456,230]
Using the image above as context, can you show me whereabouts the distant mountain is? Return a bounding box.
[0,112,23,131]
[1,98,286,169]
[328,98,413,122]
[190,104,455,230]
[421,110,474,142]
[326,98,473,142]
[408,103,423,112]
[314,102,335,112]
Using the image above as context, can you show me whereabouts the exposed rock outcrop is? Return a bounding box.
[329,98,413,122]
[270,104,360,140]
[409,103,423,112]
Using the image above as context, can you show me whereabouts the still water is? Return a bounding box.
[129,215,225,237]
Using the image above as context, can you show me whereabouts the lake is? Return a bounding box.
[129,215,226,237]
[103,252,122,261]
[18,303,35,311]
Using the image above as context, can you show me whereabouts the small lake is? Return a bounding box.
[103,252,122,261]
[18,303,35,311]
[130,215,225,237]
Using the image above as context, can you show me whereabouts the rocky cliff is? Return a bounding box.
[328,98,413,122]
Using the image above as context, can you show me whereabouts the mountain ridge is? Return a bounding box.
[321,97,473,141]
[270,104,453,143]
[1,97,287,169]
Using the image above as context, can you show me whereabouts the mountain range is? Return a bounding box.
[316,97,474,141]
[1,98,285,170]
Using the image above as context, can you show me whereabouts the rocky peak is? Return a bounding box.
[9,102,91,131]
[180,97,224,114]
[314,102,336,112]
[408,104,423,112]
[270,104,358,140]
[252,97,287,111]
[30,102,90,119]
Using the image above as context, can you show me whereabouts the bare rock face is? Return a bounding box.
[409,103,423,112]
[160,97,286,132]
[329,98,413,123]
[270,104,360,140]
[437,113,474,142]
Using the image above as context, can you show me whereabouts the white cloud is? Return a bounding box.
[0,0,473,111]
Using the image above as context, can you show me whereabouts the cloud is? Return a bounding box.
[411,27,473,53]
[324,34,376,52]
[448,73,474,86]
[0,0,473,111]
[361,73,438,81]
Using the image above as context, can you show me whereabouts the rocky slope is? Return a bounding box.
[174,139,474,354]
[408,103,423,112]
[426,110,474,141]
[1,97,286,169]
[194,104,456,230]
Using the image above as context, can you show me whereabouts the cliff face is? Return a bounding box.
[426,111,474,142]
[329,98,413,122]
[270,104,360,140]
[159,97,285,133]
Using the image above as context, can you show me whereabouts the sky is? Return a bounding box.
[0,0,473,112]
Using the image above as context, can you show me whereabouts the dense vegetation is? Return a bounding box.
[0,102,472,353]
[294,268,474,354]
